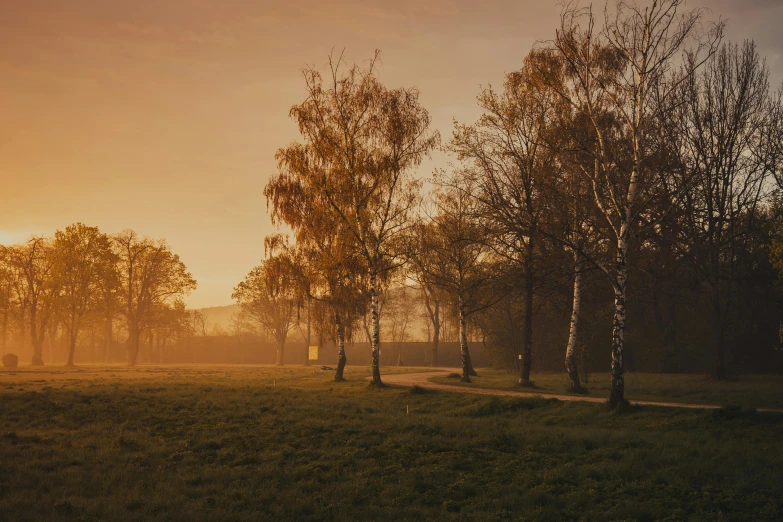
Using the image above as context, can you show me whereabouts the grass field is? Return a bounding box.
[430,369,783,410]
[1,365,782,521]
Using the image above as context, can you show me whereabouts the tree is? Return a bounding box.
[3,237,57,365]
[537,97,609,391]
[409,248,445,367]
[267,141,368,380]
[263,238,317,368]
[0,253,13,355]
[96,249,122,363]
[113,230,196,366]
[232,256,297,366]
[146,299,193,363]
[51,223,116,366]
[676,40,782,379]
[381,285,417,366]
[550,0,721,406]
[415,172,500,381]
[451,50,565,385]
[277,51,438,385]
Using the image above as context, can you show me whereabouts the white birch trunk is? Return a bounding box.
[335,310,347,381]
[565,253,582,391]
[304,296,311,367]
[370,270,382,385]
[610,234,628,407]
[458,293,471,383]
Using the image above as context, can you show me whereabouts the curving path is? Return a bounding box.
[382,369,783,413]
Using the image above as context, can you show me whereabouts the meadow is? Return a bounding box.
[1,365,782,521]
[430,370,783,410]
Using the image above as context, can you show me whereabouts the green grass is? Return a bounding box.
[431,370,783,409]
[1,365,782,521]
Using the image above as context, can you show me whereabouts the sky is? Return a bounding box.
[1,0,782,308]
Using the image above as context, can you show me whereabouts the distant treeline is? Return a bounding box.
[0,225,197,367]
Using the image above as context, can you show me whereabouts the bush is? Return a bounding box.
[1,353,18,368]
[409,385,434,395]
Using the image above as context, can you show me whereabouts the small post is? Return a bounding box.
[406,404,409,414]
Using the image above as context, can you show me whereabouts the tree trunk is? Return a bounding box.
[565,254,582,391]
[519,239,534,385]
[1,299,8,353]
[335,311,346,381]
[369,270,383,385]
[128,327,140,366]
[31,340,44,366]
[30,311,44,366]
[67,332,77,366]
[18,304,26,362]
[712,292,726,380]
[610,243,628,408]
[431,299,440,367]
[466,350,478,376]
[276,338,285,366]
[458,294,471,383]
[46,322,56,365]
[104,314,113,363]
[304,296,311,367]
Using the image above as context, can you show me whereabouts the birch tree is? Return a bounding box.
[550,0,721,406]
[267,139,369,381]
[282,51,438,385]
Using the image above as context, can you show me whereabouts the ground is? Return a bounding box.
[1,365,782,521]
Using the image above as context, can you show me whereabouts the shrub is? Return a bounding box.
[2,353,18,368]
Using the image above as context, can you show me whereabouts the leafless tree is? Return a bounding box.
[675,40,782,378]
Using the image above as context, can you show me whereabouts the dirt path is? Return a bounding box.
[382,369,783,413]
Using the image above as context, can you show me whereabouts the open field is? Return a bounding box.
[1,365,783,521]
[430,370,783,410]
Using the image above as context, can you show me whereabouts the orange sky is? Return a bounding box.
[1,0,781,308]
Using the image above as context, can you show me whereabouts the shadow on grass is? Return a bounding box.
[567,385,590,395]
[611,399,643,415]
[467,396,561,417]
[710,404,783,425]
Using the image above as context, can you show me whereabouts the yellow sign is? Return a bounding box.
[308,345,319,361]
